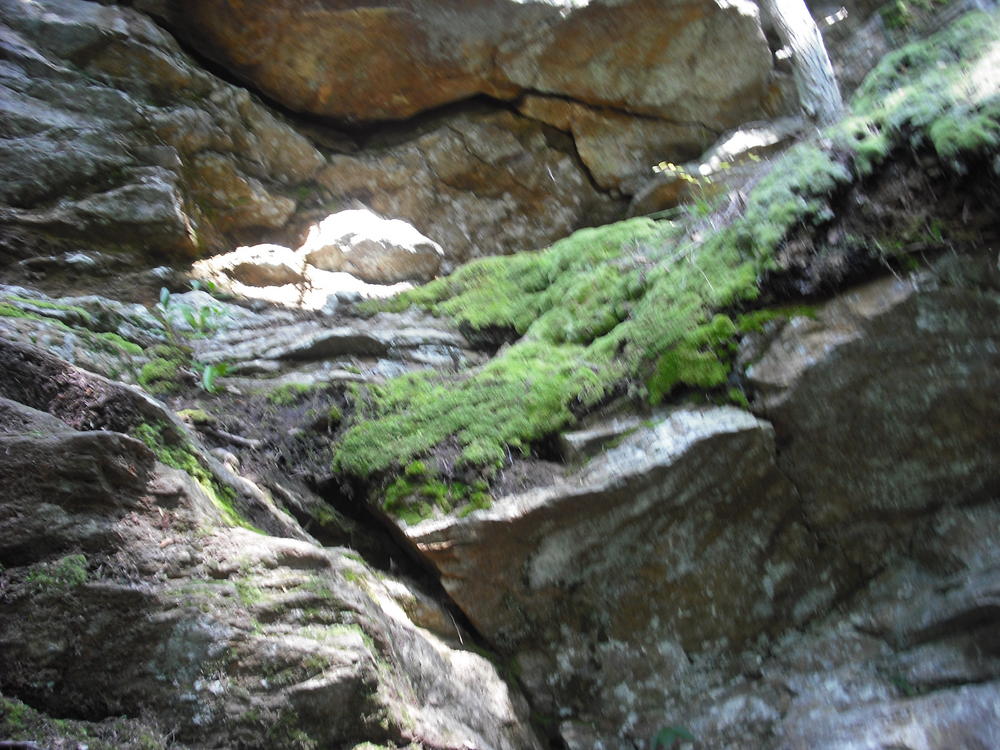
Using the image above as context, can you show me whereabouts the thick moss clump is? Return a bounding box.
[334,9,1000,484]
[837,10,1000,172]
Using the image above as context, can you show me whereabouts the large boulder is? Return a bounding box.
[0,339,543,749]
[135,0,782,211]
[407,407,829,741]
[135,0,775,126]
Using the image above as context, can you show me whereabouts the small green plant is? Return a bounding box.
[651,725,695,749]
[200,362,231,394]
[144,288,230,395]
[156,285,224,337]
[24,554,88,593]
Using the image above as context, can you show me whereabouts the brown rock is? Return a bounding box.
[318,110,610,266]
[136,0,773,130]
[519,96,715,192]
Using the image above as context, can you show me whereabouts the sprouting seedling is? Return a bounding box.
[200,362,230,394]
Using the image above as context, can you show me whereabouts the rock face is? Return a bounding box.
[317,109,612,265]
[405,258,1000,747]
[136,0,775,126]
[0,0,324,266]
[130,0,784,237]
[747,262,1000,568]
[0,0,800,277]
[0,339,543,749]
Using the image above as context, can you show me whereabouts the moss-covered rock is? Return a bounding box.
[334,9,1000,495]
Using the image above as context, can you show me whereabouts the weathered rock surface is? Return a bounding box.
[747,262,1000,555]
[301,209,444,283]
[135,0,775,126]
[409,407,824,741]
[405,259,1000,746]
[0,340,542,749]
[628,116,805,216]
[0,0,326,267]
[317,109,612,265]
[130,0,791,236]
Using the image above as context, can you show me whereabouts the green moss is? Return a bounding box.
[368,217,671,335]
[840,10,1000,169]
[93,331,143,356]
[267,383,315,406]
[0,693,170,749]
[381,474,480,522]
[132,421,260,532]
[177,408,215,425]
[404,460,428,478]
[930,104,1000,158]
[234,579,264,607]
[0,302,28,319]
[138,358,182,393]
[457,491,493,517]
[1,295,95,325]
[24,554,88,593]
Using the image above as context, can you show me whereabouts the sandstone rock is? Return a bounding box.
[136,0,774,128]
[557,414,646,463]
[778,681,1000,750]
[318,110,610,266]
[133,0,782,231]
[301,209,444,284]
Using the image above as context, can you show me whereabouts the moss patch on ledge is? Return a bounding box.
[334,10,1000,483]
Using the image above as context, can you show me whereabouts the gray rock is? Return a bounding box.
[558,415,646,463]
[0,419,542,749]
[747,269,1000,551]
[408,407,820,739]
[0,0,325,262]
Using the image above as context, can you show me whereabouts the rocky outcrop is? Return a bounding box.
[135,0,775,126]
[0,339,542,749]
[132,0,786,226]
[0,0,626,280]
[403,256,1000,746]
[0,0,325,267]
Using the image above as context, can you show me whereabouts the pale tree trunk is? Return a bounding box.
[763,0,844,125]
